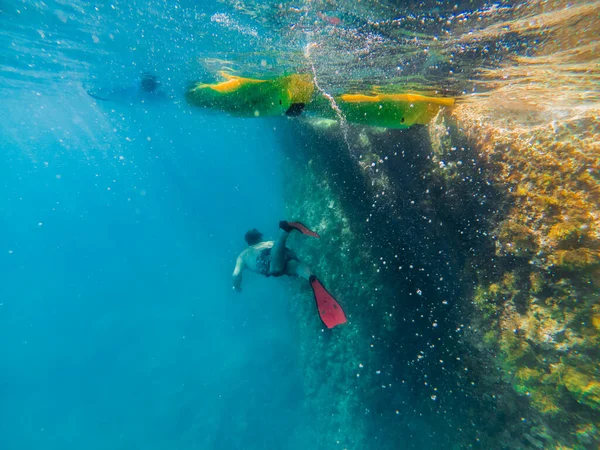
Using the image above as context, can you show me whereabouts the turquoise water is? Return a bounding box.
[0,92,303,448]
[1,3,304,446]
[1,1,599,449]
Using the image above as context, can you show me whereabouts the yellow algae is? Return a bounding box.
[549,249,600,271]
[496,221,538,257]
[548,220,586,246]
[515,367,543,382]
[500,330,531,365]
[473,286,500,320]
[538,195,561,212]
[514,185,530,197]
[562,368,600,410]
[488,283,500,296]
[529,272,545,294]
[531,392,562,416]
[502,272,517,290]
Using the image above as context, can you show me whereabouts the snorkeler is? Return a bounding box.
[232,221,347,329]
[84,73,168,103]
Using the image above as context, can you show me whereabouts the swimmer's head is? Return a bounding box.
[244,229,263,246]
[140,74,159,92]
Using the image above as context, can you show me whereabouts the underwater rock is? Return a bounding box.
[277,118,513,449]
[445,92,600,447]
[278,77,599,450]
[270,2,600,448]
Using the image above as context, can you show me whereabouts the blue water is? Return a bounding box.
[9,1,595,448]
[0,74,309,448]
[0,2,318,448]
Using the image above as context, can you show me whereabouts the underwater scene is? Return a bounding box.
[1,0,599,449]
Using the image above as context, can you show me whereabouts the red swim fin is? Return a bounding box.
[280,220,320,238]
[309,275,347,329]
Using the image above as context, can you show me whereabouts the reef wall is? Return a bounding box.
[445,103,600,448]
[275,3,600,447]
[445,3,600,445]
[277,119,522,449]
[278,92,599,448]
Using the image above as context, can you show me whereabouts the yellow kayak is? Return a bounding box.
[335,93,455,128]
[185,72,315,117]
[185,72,455,128]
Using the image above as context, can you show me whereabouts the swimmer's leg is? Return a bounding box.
[269,229,290,275]
[285,260,313,280]
[285,260,347,329]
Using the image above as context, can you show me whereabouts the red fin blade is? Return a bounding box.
[288,221,320,238]
[310,276,347,328]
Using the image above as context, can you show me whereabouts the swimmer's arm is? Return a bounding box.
[232,255,245,292]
